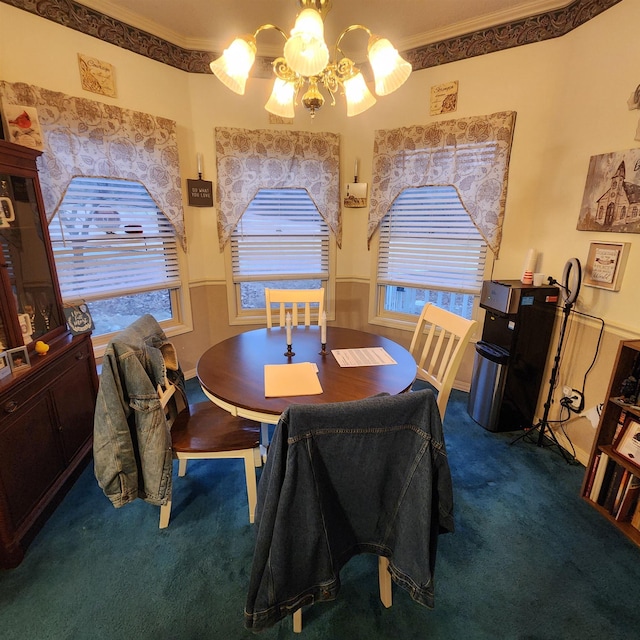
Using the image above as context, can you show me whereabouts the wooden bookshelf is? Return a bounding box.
[581,339,640,547]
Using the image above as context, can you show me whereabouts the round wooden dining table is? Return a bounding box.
[197,326,417,424]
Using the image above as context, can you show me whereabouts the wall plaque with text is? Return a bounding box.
[187,179,214,207]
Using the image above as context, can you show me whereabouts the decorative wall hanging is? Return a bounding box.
[577,148,640,233]
[1,101,44,150]
[344,158,367,208]
[430,81,458,116]
[583,241,630,291]
[187,153,214,207]
[268,114,294,125]
[78,54,116,98]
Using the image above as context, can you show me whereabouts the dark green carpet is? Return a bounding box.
[1,379,639,639]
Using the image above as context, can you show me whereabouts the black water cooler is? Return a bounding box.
[467,280,559,432]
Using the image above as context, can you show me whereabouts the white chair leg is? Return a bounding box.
[159,498,172,529]
[178,458,188,477]
[293,608,302,633]
[378,556,392,608]
[244,452,258,524]
[260,422,270,462]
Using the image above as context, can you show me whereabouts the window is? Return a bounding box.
[49,177,184,339]
[371,185,489,324]
[226,188,334,323]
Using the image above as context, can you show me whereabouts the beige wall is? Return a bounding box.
[2,1,640,463]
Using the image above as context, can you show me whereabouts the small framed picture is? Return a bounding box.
[1,101,45,151]
[7,346,30,373]
[614,417,640,465]
[0,352,10,379]
[583,241,630,291]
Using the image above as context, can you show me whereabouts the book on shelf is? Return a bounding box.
[602,463,626,513]
[615,474,640,522]
[589,452,610,502]
[596,457,618,506]
[584,454,601,497]
[611,469,631,515]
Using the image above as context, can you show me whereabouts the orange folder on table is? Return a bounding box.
[264,362,323,397]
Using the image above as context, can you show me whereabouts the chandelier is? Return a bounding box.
[210,0,412,118]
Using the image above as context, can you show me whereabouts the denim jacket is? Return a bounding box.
[244,389,454,631]
[93,314,185,508]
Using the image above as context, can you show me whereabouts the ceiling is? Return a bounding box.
[77,0,572,56]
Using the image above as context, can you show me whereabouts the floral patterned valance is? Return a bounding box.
[0,81,186,251]
[215,127,341,251]
[369,111,517,256]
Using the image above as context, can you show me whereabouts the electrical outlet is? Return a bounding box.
[566,395,582,411]
[560,387,583,412]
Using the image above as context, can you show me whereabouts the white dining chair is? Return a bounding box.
[264,288,325,328]
[158,379,262,528]
[409,303,478,420]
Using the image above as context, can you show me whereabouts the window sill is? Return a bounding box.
[90,317,193,360]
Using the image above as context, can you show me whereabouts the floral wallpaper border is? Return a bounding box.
[1,0,623,75]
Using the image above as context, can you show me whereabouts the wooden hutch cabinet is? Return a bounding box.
[0,140,98,569]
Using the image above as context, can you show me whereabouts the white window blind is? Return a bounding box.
[378,185,487,295]
[49,178,180,302]
[231,189,329,282]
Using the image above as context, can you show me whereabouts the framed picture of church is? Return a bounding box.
[577,148,640,233]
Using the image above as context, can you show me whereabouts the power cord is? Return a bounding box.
[558,309,605,414]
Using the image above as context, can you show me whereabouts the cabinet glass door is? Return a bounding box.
[0,174,62,344]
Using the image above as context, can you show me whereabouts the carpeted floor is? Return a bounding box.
[1,380,639,639]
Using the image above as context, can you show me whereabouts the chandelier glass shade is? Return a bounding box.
[209,0,412,118]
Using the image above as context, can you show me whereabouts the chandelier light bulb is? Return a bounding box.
[283,8,329,77]
[343,72,377,117]
[367,36,412,96]
[210,35,257,95]
[265,78,297,118]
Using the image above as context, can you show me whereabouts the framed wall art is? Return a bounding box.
[577,148,640,233]
[0,102,44,151]
[614,417,640,466]
[78,54,117,98]
[583,241,630,291]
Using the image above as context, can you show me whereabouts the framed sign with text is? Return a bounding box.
[583,241,630,291]
[187,179,214,207]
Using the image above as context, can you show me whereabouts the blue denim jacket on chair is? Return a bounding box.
[244,389,454,631]
[93,314,185,508]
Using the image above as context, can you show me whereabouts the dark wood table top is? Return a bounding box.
[197,326,417,423]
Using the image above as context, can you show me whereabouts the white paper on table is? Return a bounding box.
[331,347,397,367]
[264,362,323,397]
